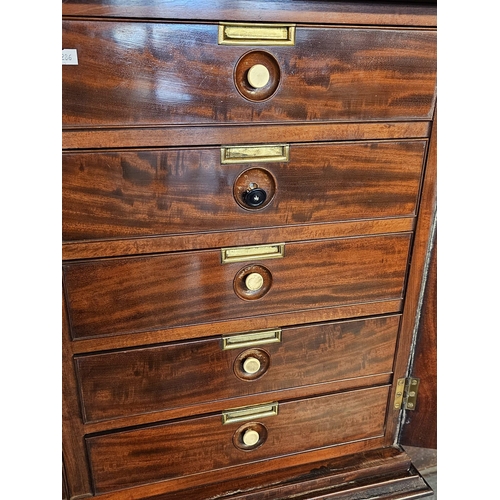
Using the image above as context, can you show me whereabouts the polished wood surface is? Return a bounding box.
[385,109,437,442]
[61,2,437,498]
[63,22,436,128]
[63,233,411,339]
[401,229,437,449]
[78,376,393,437]
[62,293,92,499]
[121,447,425,500]
[83,446,431,500]
[62,463,68,500]
[62,0,437,27]
[63,217,415,261]
[70,300,404,358]
[62,121,430,150]
[87,386,389,493]
[63,141,425,242]
[76,315,399,422]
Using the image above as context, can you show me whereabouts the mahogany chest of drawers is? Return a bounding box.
[62,2,437,499]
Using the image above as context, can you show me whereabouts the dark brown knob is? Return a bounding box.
[233,168,276,211]
[243,187,267,207]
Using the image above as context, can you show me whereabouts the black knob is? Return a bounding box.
[243,187,267,208]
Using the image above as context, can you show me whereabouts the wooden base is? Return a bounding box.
[120,447,433,500]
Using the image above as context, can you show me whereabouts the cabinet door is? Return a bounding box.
[400,225,437,449]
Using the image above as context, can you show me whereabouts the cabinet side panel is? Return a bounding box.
[62,292,93,498]
[386,108,437,442]
[401,228,437,448]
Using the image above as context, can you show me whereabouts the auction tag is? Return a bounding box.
[62,49,78,65]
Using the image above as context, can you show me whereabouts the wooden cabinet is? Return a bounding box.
[62,2,437,499]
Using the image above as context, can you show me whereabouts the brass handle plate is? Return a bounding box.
[222,328,282,350]
[221,243,285,264]
[218,23,296,46]
[222,402,279,425]
[221,144,289,164]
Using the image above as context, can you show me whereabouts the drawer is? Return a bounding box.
[86,385,389,493]
[63,141,426,242]
[76,315,399,422]
[62,21,436,128]
[63,234,411,339]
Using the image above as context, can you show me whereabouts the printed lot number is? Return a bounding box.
[62,49,78,65]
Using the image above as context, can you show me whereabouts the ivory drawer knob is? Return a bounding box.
[245,272,264,291]
[247,64,270,89]
[242,356,261,374]
[242,429,260,446]
[234,264,272,300]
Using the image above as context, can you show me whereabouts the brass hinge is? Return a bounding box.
[394,377,420,411]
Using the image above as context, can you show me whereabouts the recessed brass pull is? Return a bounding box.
[221,144,289,164]
[221,243,285,264]
[222,328,282,350]
[222,402,279,425]
[218,23,296,46]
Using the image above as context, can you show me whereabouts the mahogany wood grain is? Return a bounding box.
[76,315,399,423]
[62,463,68,500]
[214,468,431,500]
[86,386,389,493]
[70,299,403,355]
[61,3,437,499]
[62,293,92,499]
[84,440,393,500]
[139,446,413,500]
[62,217,415,261]
[400,228,437,449]
[62,121,431,150]
[155,469,431,500]
[63,234,411,339]
[62,22,436,128]
[62,1,437,27]
[63,141,426,242]
[385,109,437,442]
[82,445,410,500]
[80,373,393,434]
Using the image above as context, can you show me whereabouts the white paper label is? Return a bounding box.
[62,49,78,65]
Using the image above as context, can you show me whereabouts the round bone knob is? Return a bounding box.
[242,357,261,374]
[242,429,260,446]
[247,64,270,89]
[245,272,264,291]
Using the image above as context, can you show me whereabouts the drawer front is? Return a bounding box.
[86,386,389,493]
[76,315,399,422]
[63,141,425,242]
[62,21,436,127]
[63,234,411,339]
